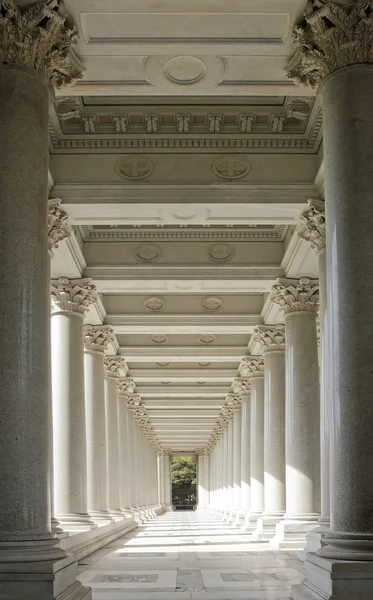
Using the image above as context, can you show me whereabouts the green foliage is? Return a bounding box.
[171,456,196,490]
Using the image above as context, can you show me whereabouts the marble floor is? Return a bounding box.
[77,511,305,600]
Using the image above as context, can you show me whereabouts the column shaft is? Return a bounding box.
[250,377,265,520]
[240,394,251,516]
[233,409,242,512]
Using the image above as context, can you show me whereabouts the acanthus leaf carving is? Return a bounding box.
[238,357,265,378]
[125,393,142,408]
[83,325,115,353]
[104,355,128,379]
[253,324,286,353]
[297,198,326,253]
[286,1,373,89]
[117,378,136,395]
[231,378,251,395]
[0,0,83,89]
[51,277,97,315]
[271,277,319,314]
[48,198,71,253]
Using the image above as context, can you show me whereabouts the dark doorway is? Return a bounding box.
[171,456,197,510]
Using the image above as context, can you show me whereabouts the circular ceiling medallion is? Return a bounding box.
[212,157,250,180]
[151,334,168,344]
[202,296,224,312]
[163,56,206,85]
[157,362,170,367]
[208,243,234,263]
[199,334,216,345]
[116,156,153,180]
[197,381,206,385]
[134,243,162,263]
[144,296,165,312]
[198,362,211,367]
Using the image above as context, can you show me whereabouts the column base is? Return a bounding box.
[164,504,173,512]
[57,514,97,533]
[271,515,320,550]
[89,511,114,527]
[298,519,331,561]
[233,510,249,527]
[108,509,127,522]
[0,543,91,600]
[252,511,284,541]
[291,552,373,600]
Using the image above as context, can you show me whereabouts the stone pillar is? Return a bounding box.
[104,357,126,519]
[118,385,138,517]
[251,326,286,540]
[158,451,165,508]
[232,406,242,518]
[298,200,329,554]
[226,417,234,519]
[287,4,373,598]
[232,379,251,526]
[84,325,115,525]
[48,200,72,536]
[51,279,97,531]
[197,450,205,509]
[203,449,210,508]
[163,453,173,511]
[271,278,320,549]
[0,2,91,598]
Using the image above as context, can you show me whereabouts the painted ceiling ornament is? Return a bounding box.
[83,325,115,353]
[297,198,326,253]
[116,156,153,181]
[104,355,128,379]
[237,358,264,379]
[134,243,162,263]
[202,296,224,312]
[271,277,320,314]
[253,324,286,353]
[231,378,251,395]
[212,156,250,180]
[0,0,83,88]
[286,0,373,89]
[117,378,136,395]
[51,277,97,315]
[144,296,165,312]
[48,198,71,254]
[208,243,234,263]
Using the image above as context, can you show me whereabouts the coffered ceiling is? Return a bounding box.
[50,0,321,453]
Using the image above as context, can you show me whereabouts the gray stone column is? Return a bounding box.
[271,278,320,549]
[51,279,97,531]
[104,358,128,519]
[84,325,115,525]
[298,200,329,554]
[287,4,373,598]
[0,2,91,598]
[253,326,286,540]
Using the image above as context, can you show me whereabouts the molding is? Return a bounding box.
[66,232,87,275]
[105,314,262,334]
[119,346,247,362]
[130,369,237,383]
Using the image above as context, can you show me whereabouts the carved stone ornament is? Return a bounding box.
[286,1,373,89]
[48,198,71,253]
[297,198,326,253]
[212,156,250,180]
[271,277,320,314]
[253,324,286,353]
[134,243,162,263]
[0,0,83,89]
[125,393,142,408]
[116,156,153,181]
[104,355,128,379]
[220,406,234,419]
[51,277,97,315]
[231,378,251,395]
[199,334,216,344]
[208,243,234,263]
[196,448,205,456]
[83,325,115,353]
[238,357,264,379]
[117,378,136,395]
[144,296,165,312]
[133,406,147,420]
[225,393,242,408]
[202,296,224,312]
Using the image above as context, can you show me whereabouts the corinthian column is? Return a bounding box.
[0,1,91,597]
[287,3,373,598]
[232,378,250,526]
[298,200,329,554]
[253,325,286,540]
[117,382,138,518]
[271,278,320,549]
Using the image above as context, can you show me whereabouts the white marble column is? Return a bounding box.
[232,406,242,519]
[126,407,140,518]
[271,278,320,549]
[287,5,373,598]
[51,279,97,531]
[253,326,286,540]
[158,451,165,508]
[163,453,173,511]
[203,450,210,508]
[0,3,91,598]
[232,379,251,526]
[298,201,330,554]
[226,416,234,519]
[84,325,115,525]
[117,382,137,518]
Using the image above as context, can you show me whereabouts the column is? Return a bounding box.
[127,407,141,519]
[0,2,91,598]
[232,378,251,526]
[253,326,286,540]
[164,452,173,511]
[232,406,242,520]
[104,357,124,519]
[84,325,115,524]
[271,278,320,548]
[158,451,165,508]
[118,384,138,517]
[245,361,265,526]
[51,279,97,530]
[203,449,210,508]
[288,4,373,598]
[197,450,205,509]
[298,200,330,554]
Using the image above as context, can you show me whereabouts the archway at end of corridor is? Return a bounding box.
[171,455,197,510]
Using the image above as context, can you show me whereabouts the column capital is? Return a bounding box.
[225,392,242,408]
[104,355,128,379]
[83,325,114,353]
[286,1,373,89]
[271,277,319,315]
[231,378,251,396]
[297,198,326,254]
[48,198,71,255]
[0,0,83,89]
[117,378,136,395]
[133,406,148,421]
[125,393,142,408]
[253,324,285,353]
[220,406,234,419]
[163,449,172,457]
[51,277,97,315]
[238,357,265,378]
[196,448,205,456]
